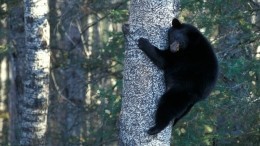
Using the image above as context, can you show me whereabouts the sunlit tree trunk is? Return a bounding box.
[0,3,9,144]
[253,0,260,59]
[18,0,50,145]
[0,58,8,144]
[119,0,179,145]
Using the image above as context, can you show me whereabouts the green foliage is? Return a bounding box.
[78,6,126,145]
[0,45,8,57]
[110,9,129,23]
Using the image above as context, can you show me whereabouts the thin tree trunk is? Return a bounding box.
[8,4,26,145]
[0,57,8,145]
[19,0,50,145]
[47,0,59,145]
[0,3,9,144]
[60,1,86,144]
[119,0,179,145]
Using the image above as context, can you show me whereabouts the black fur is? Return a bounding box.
[138,18,218,135]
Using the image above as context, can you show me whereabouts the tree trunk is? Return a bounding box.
[60,1,86,145]
[19,0,50,145]
[0,57,8,145]
[119,0,179,145]
[0,3,9,145]
[8,3,26,145]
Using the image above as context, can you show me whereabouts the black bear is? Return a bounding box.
[138,18,218,135]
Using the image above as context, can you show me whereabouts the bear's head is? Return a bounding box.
[168,18,201,53]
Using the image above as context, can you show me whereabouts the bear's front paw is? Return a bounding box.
[138,38,150,50]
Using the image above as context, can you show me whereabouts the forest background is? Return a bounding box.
[0,0,259,145]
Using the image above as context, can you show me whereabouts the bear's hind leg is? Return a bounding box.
[147,89,194,135]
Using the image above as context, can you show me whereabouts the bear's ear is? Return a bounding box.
[172,18,182,28]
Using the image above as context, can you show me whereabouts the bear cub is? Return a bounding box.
[138,18,218,135]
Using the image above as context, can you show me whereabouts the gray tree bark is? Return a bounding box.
[119,0,179,145]
[8,4,26,145]
[18,0,50,145]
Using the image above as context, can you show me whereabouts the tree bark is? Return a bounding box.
[119,0,179,145]
[60,1,86,145]
[8,4,26,145]
[0,57,8,144]
[19,0,50,145]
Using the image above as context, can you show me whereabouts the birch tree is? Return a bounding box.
[18,0,50,145]
[119,0,179,145]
